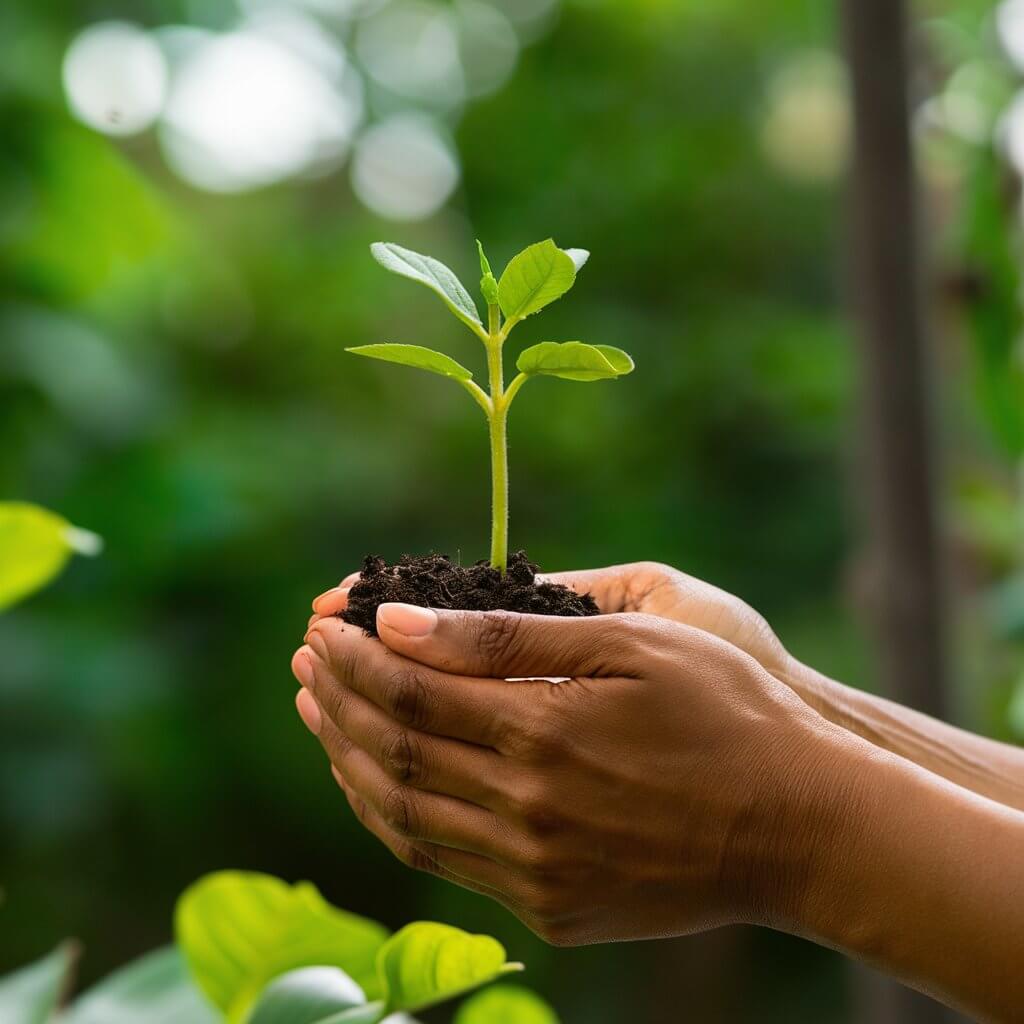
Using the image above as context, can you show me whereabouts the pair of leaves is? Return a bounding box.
[0,503,102,612]
[370,240,587,331]
[176,872,522,1023]
[347,340,633,388]
[355,240,632,394]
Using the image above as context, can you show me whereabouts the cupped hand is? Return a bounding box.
[307,562,792,678]
[292,605,838,946]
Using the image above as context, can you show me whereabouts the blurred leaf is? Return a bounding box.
[498,241,577,322]
[454,985,559,1024]
[370,244,482,332]
[65,947,216,1024]
[516,342,630,381]
[247,967,368,1024]
[175,872,389,1024]
[6,119,178,303]
[346,345,473,382]
[0,943,76,1024]
[377,923,521,1014]
[960,147,1024,455]
[1009,675,1024,739]
[0,503,101,612]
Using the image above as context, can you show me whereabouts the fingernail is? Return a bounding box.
[377,603,438,637]
[331,763,346,788]
[313,587,351,617]
[291,647,314,688]
[340,572,361,588]
[295,688,322,735]
[312,587,339,613]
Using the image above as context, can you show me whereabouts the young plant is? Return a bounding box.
[347,240,634,574]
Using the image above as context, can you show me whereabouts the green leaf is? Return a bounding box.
[454,985,559,1024]
[0,943,76,1024]
[590,345,635,376]
[246,967,366,1024]
[516,342,631,382]
[175,872,390,1024]
[0,502,102,612]
[377,923,520,1015]
[497,241,577,322]
[564,248,589,272]
[371,243,482,332]
[477,241,500,306]
[346,345,473,383]
[65,947,217,1024]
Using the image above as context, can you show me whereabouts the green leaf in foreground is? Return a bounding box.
[346,345,473,382]
[0,502,102,611]
[371,243,482,332]
[65,946,217,1024]
[454,985,560,1024]
[246,967,367,1024]
[175,872,389,1024]
[497,240,577,323]
[516,342,633,382]
[377,923,521,1014]
[0,943,76,1024]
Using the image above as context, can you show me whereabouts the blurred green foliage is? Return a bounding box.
[5,0,1011,1021]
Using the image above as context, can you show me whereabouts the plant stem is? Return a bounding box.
[486,303,509,573]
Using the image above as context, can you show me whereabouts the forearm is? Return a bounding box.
[785,725,1024,1022]
[778,659,1024,812]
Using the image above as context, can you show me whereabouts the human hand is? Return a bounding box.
[308,562,791,677]
[292,605,839,946]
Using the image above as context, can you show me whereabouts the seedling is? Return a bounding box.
[348,239,634,574]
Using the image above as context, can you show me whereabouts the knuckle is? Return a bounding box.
[405,843,438,876]
[382,668,433,730]
[381,784,416,836]
[519,712,566,760]
[475,612,523,670]
[381,728,421,783]
[511,782,561,837]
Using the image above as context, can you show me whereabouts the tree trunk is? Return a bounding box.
[839,1,963,1021]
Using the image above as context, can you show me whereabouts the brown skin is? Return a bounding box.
[295,563,1024,1023]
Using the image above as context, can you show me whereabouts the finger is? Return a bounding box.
[375,604,667,680]
[305,654,506,808]
[339,571,361,588]
[301,622,536,748]
[332,766,524,905]
[328,736,519,864]
[312,586,352,618]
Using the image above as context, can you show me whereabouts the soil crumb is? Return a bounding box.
[342,551,599,637]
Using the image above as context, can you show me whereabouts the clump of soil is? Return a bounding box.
[342,551,599,637]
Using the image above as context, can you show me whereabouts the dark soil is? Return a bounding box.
[342,551,600,637]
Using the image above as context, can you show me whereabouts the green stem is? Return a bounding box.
[486,303,509,574]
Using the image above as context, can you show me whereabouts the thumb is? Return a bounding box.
[374,603,664,679]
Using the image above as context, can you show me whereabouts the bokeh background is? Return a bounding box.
[2,0,1022,1020]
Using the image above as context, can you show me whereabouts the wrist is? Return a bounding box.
[718,703,862,932]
